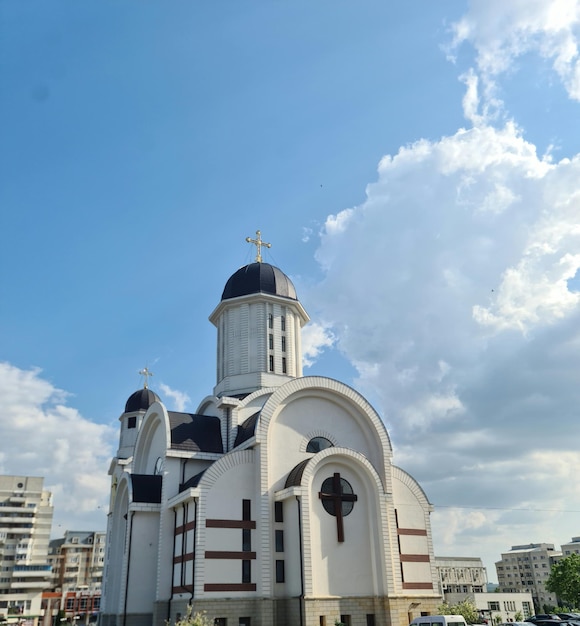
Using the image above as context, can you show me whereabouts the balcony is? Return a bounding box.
[10,580,50,589]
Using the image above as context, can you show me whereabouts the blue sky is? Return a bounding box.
[2,0,580,578]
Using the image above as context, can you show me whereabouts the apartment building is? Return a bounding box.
[46,531,105,621]
[48,530,105,593]
[0,475,54,625]
[495,543,561,610]
[560,536,580,557]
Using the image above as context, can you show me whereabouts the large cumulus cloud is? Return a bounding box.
[306,119,580,570]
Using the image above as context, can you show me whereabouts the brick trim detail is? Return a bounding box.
[173,553,194,564]
[402,582,434,590]
[397,528,427,536]
[206,519,256,529]
[204,551,256,560]
[400,554,430,562]
[175,521,196,535]
[203,583,257,592]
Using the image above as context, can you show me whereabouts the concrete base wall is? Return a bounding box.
[149,594,441,626]
[99,613,152,626]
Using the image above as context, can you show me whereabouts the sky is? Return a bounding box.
[1,0,580,581]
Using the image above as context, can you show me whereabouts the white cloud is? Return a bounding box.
[301,321,336,368]
[0,362,115,533]
[158,383,190,412]
[451,0,580,103]
[309,117,580,573]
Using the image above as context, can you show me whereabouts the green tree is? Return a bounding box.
[437,599,479,624]
[514,611,523,621]
[171,606,213,626]
[546,553,580,607]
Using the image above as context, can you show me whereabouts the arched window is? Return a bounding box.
[306,437,333,453]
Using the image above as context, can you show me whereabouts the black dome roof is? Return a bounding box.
[221,262,297,301]
[125,388,160,413]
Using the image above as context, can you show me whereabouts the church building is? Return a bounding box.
[100,233,441,626]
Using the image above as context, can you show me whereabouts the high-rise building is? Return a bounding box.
[495,543,561,610]
[0,475,53,625]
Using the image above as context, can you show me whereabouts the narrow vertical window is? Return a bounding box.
[281,315,286,331]
[275,530,284,552]
[269,334,274,350]
[243,529,251,552]
[269,355,274,372]
[274,502,283,522]
[282,358,287,374]
[281,336,286,352]
[268,313,273,329]
[242,560,251,583]
[275,560,285,583]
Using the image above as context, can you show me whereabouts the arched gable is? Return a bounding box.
[133,401,171,475]
[256,376,392,489]
[196,449,255,490]
[287,447,391,597]
[392,465,433,511]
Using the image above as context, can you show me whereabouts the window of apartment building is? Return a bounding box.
[268,314,273,329]
[66,599,74,610]
[214,620,226,626]
[282,358,287,374]
[281,316,285,331]
[269,355,274,372]
[488,602,500,611]
[239,619,251,626]
[340,616,351,626]
[269,334,274,350]
[281,336,286,352]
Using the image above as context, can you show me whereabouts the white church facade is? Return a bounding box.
[100,235,442,626]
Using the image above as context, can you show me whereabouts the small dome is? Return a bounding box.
[124,388,160,413]
[221,262,297,301]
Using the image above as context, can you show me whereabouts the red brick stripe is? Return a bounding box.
[204,583,256,592]
[205,551,256,560]
[206,519,256,529]
[397,528,427,536]
[400,554,430,562]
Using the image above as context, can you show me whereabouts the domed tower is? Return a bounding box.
[209,232,309,398]
[117,383,160,459]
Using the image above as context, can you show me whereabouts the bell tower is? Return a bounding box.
[209,232,309,398]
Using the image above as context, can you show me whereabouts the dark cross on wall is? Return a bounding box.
[318,472,358,542]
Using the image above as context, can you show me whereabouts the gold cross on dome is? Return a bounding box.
[138,367,153,389]
[246,230,271,263]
